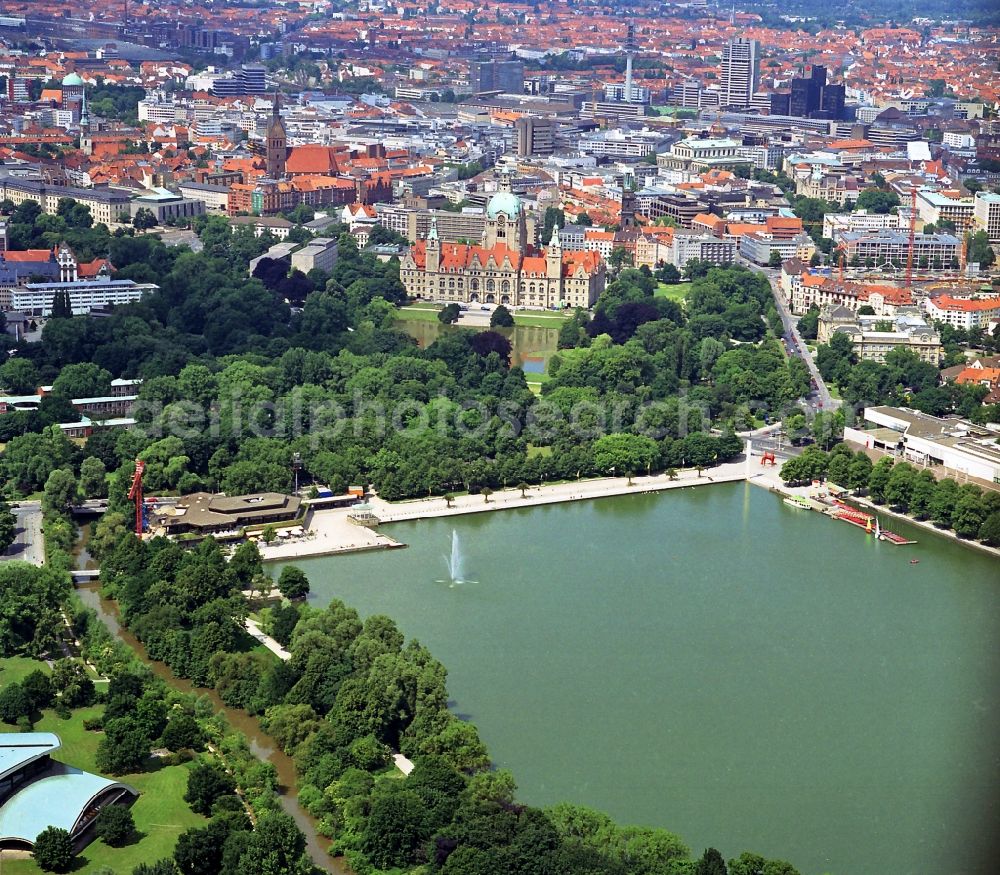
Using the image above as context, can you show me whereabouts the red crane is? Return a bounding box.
[905,186,917,290]
[127,459,145,537]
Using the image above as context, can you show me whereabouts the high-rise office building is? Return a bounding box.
[820,83,846,120]
[718,38,759,109]
[469,56,525,95]
[212,65,268,97]
[514,116,556,157]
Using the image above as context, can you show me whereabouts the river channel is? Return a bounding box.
[75,584,344,874]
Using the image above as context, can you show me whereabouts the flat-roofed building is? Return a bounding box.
[841,231,960,269]
[973,191,1000,243]
[915,189,975,233]
[845,406,1000,485]
[12,279,157,316]
[291,237,338,274]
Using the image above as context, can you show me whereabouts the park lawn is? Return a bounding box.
[2,706,207,875]
[654,282,688,303]
[526,444,553,459]
[0,656,50,685]
[395,306,442,322]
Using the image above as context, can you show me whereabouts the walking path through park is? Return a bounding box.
[243,615,417,775]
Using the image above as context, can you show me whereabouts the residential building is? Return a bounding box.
[229,215,293,239]
[211,64,267,97]
[469,57,524,95]
[739,231,815,265]
[669,230,735,268]
[399,173,605,310]
[924,293,1000,331]
[822,210,907,242]
[718,38,759,109]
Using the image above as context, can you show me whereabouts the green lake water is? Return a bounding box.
[397,320,559,373]
[279,483,1000,875]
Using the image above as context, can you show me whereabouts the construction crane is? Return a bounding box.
[127,459,145,537]
[837,242,846,283]
[905,186,917,290]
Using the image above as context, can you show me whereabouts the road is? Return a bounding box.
[2,501,44,566]
[737,257,835,412]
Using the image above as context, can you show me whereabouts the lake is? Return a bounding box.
[277,482,1000,875]
[396,319,559,373]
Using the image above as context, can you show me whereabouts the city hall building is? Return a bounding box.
[399,174,606,310]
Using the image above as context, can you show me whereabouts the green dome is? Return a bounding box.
[486,190,521,219]
[61,72,84,87]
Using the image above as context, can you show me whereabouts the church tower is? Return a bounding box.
[265,93,287,179]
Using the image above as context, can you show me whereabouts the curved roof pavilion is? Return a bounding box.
[0,733,137,848]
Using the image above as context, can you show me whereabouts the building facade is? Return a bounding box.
[399,174,605,310]
[718,38,759,109]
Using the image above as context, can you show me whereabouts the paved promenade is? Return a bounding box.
[369,461,752,523]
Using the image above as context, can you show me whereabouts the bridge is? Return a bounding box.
[70,570,100,584]
[69,499,109,516]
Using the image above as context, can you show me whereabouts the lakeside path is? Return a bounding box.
[368,461,752,523]
[258,461,753,562]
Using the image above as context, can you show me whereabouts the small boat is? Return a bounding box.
[783,496,808,509]
[910,559,920,565]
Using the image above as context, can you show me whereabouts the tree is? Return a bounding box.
[33,826,75,873]
[161,713,204,751]
[929,478,959,528]
[52,362,112,399]
[847,453,873,493]
[96,718,151,775]
[490,305,514,327]
[439,303,461,324]
[967,230,996,268]
[696,847,729,875]
[277,566,309,600]
[184,762,237,815]
[133,208,157,230]
[50,288,73,319]
[0,357,40,393]
[867,457,894,503]
[609,246,634,272]
[767,250,783,268]
[95,804,135,847]
[856,189,900,214]
[978,512,1000,547]
[80,456,108,499]
[0,682,29,724]
[0,564,72,658]
[21,669,53,712]
[133,862,179,875]
[481,487,493,503]
[237,811,308,875]
[0,502,15,555]
[592,433,659,477]
[360,788,430,869]
[42,469,78,513]
[952,488,986,538]
[884,462,917,510]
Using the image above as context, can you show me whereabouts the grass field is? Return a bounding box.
[654,282,689,303]
[0,656,50,685]
[396,305,443,322]
[0,661,207,875]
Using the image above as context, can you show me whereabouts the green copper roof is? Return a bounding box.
[61,72,84,87]
[486,191,521,219]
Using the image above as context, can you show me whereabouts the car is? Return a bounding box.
[481,305,490,311]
